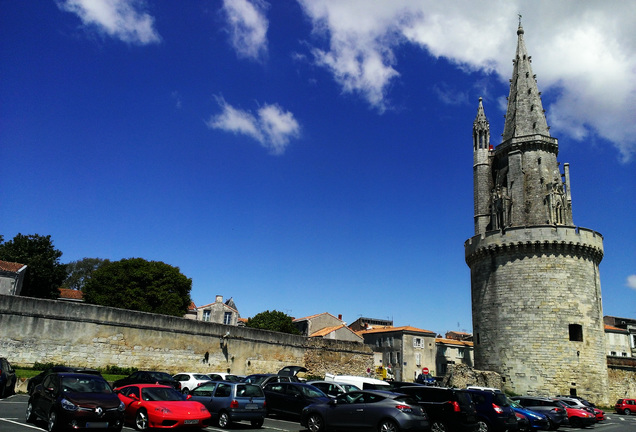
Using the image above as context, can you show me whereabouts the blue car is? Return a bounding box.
[509,398,550,431]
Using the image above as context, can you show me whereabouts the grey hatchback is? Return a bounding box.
[188,381,266,429]
[300,390,429,432]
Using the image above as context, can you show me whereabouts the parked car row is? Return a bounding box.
[18,363,617,432]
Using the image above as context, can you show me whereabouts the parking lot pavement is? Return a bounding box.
[0,394,305,432]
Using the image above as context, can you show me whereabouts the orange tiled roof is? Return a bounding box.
[357,326,436,336]
[605,324,628,333]
[188,301,197,310]
[436,337,474,347]
[58,288,84,300]
[0,260,26,272]
[310,324,346,337]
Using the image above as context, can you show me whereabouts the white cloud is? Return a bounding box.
[57,0,161,45]
[297,0,636,161]
[627,275,636,291]
[207,97,300,155]
[221,0,269,61]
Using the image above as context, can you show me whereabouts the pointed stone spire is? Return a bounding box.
[473,97,490,150]
[502,22,550,142]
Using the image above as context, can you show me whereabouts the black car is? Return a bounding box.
[26,372,124,431]
[242,373,295,387]
[28,366,101,395]
[112,370,180,390]
[466,389,517,432]
[0,357,16,398]
[300,390,430,432]
[400,385,478,432]
[511,396,567,430]
[263,382,330,417]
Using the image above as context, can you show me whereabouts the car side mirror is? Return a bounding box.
[186,395,192,400]
[130,394,139,401]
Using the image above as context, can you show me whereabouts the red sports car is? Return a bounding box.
[115,384,211,430]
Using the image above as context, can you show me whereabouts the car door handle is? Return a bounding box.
[356,409,364,412]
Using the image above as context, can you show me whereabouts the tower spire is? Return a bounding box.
[502,21,550,142]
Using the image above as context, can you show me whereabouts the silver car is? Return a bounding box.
[189,381,266,429]
[307,381,360,398]
[300,390,429,432]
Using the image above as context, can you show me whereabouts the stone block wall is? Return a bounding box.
[466,226,609,404]
[0,295,372,377]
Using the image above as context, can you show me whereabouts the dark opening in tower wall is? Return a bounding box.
[569,324,583,342]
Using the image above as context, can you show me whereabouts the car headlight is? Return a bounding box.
[61,398,78,411]
[155,407,171,414]
[118,401,125,412]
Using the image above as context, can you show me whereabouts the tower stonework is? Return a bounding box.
[465,24,609,402]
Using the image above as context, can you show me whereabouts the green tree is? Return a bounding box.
[83,258,192,317]
[246,310,300,334]
[0,233,67,299]
[62,257,110,291]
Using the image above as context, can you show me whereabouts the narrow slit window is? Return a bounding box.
[569,324,583,342]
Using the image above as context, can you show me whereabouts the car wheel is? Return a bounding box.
[48,410,59,432]
[218,411,231,428]
[431,421,448,432]
[182,388,190,395]
[307,413,324,432]
[476,420,490,432]
[251,418,264,428]
[378,419,398,432]
[135,409,149,431]
[25,402,36,423]
[625,408,632,415]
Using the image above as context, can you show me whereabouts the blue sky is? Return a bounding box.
[1,1,634,335]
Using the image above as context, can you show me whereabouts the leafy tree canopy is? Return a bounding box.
[246,310,300,334]
[83,258,192,317]
[62,257,110,291]
[0,233,66,299]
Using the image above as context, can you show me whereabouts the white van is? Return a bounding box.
[324,373,391,391]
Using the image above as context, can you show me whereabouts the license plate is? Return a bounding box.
[184,419,199,425]
[85,422,109,428]
[246,404,258,410]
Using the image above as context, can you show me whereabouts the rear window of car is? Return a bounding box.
[394,396,418,406]
[148,372,173,381]
[362,383,391,390]
[237,384,263,398]
[493,393,509,406]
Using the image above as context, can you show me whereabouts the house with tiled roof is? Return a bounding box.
[435,332,474,376]
[604,315,636,359]
[293,312,345,337]
[0,260,27,295]
[356,325,436,382]
[185,295,240,326]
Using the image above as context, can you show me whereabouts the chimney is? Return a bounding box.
[338,314,342,320]
[215,295,223,303]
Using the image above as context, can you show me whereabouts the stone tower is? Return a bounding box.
[465,23,608,402]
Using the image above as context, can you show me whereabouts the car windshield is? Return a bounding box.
[237,384,264,397]
[508,398,521,408]
[193,374,209,380]
[148,372,173,381]
[245,375,269,385]
[342,384,359,392]
[142,387,184,401]
[62,376,112,394]
[226,375,242,382]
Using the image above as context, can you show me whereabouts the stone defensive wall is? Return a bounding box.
[0,295,373,377]
[465,225,604,265]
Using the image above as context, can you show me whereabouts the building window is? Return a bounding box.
[203,310,210,322]
[569,324,583,342]
[396,352,400,365]
[223,311,232,325]
[610,351,616,356]
[413,337,422,348]
[457,348,465,358]
[623,352,628,357]
[415,353,421,366]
